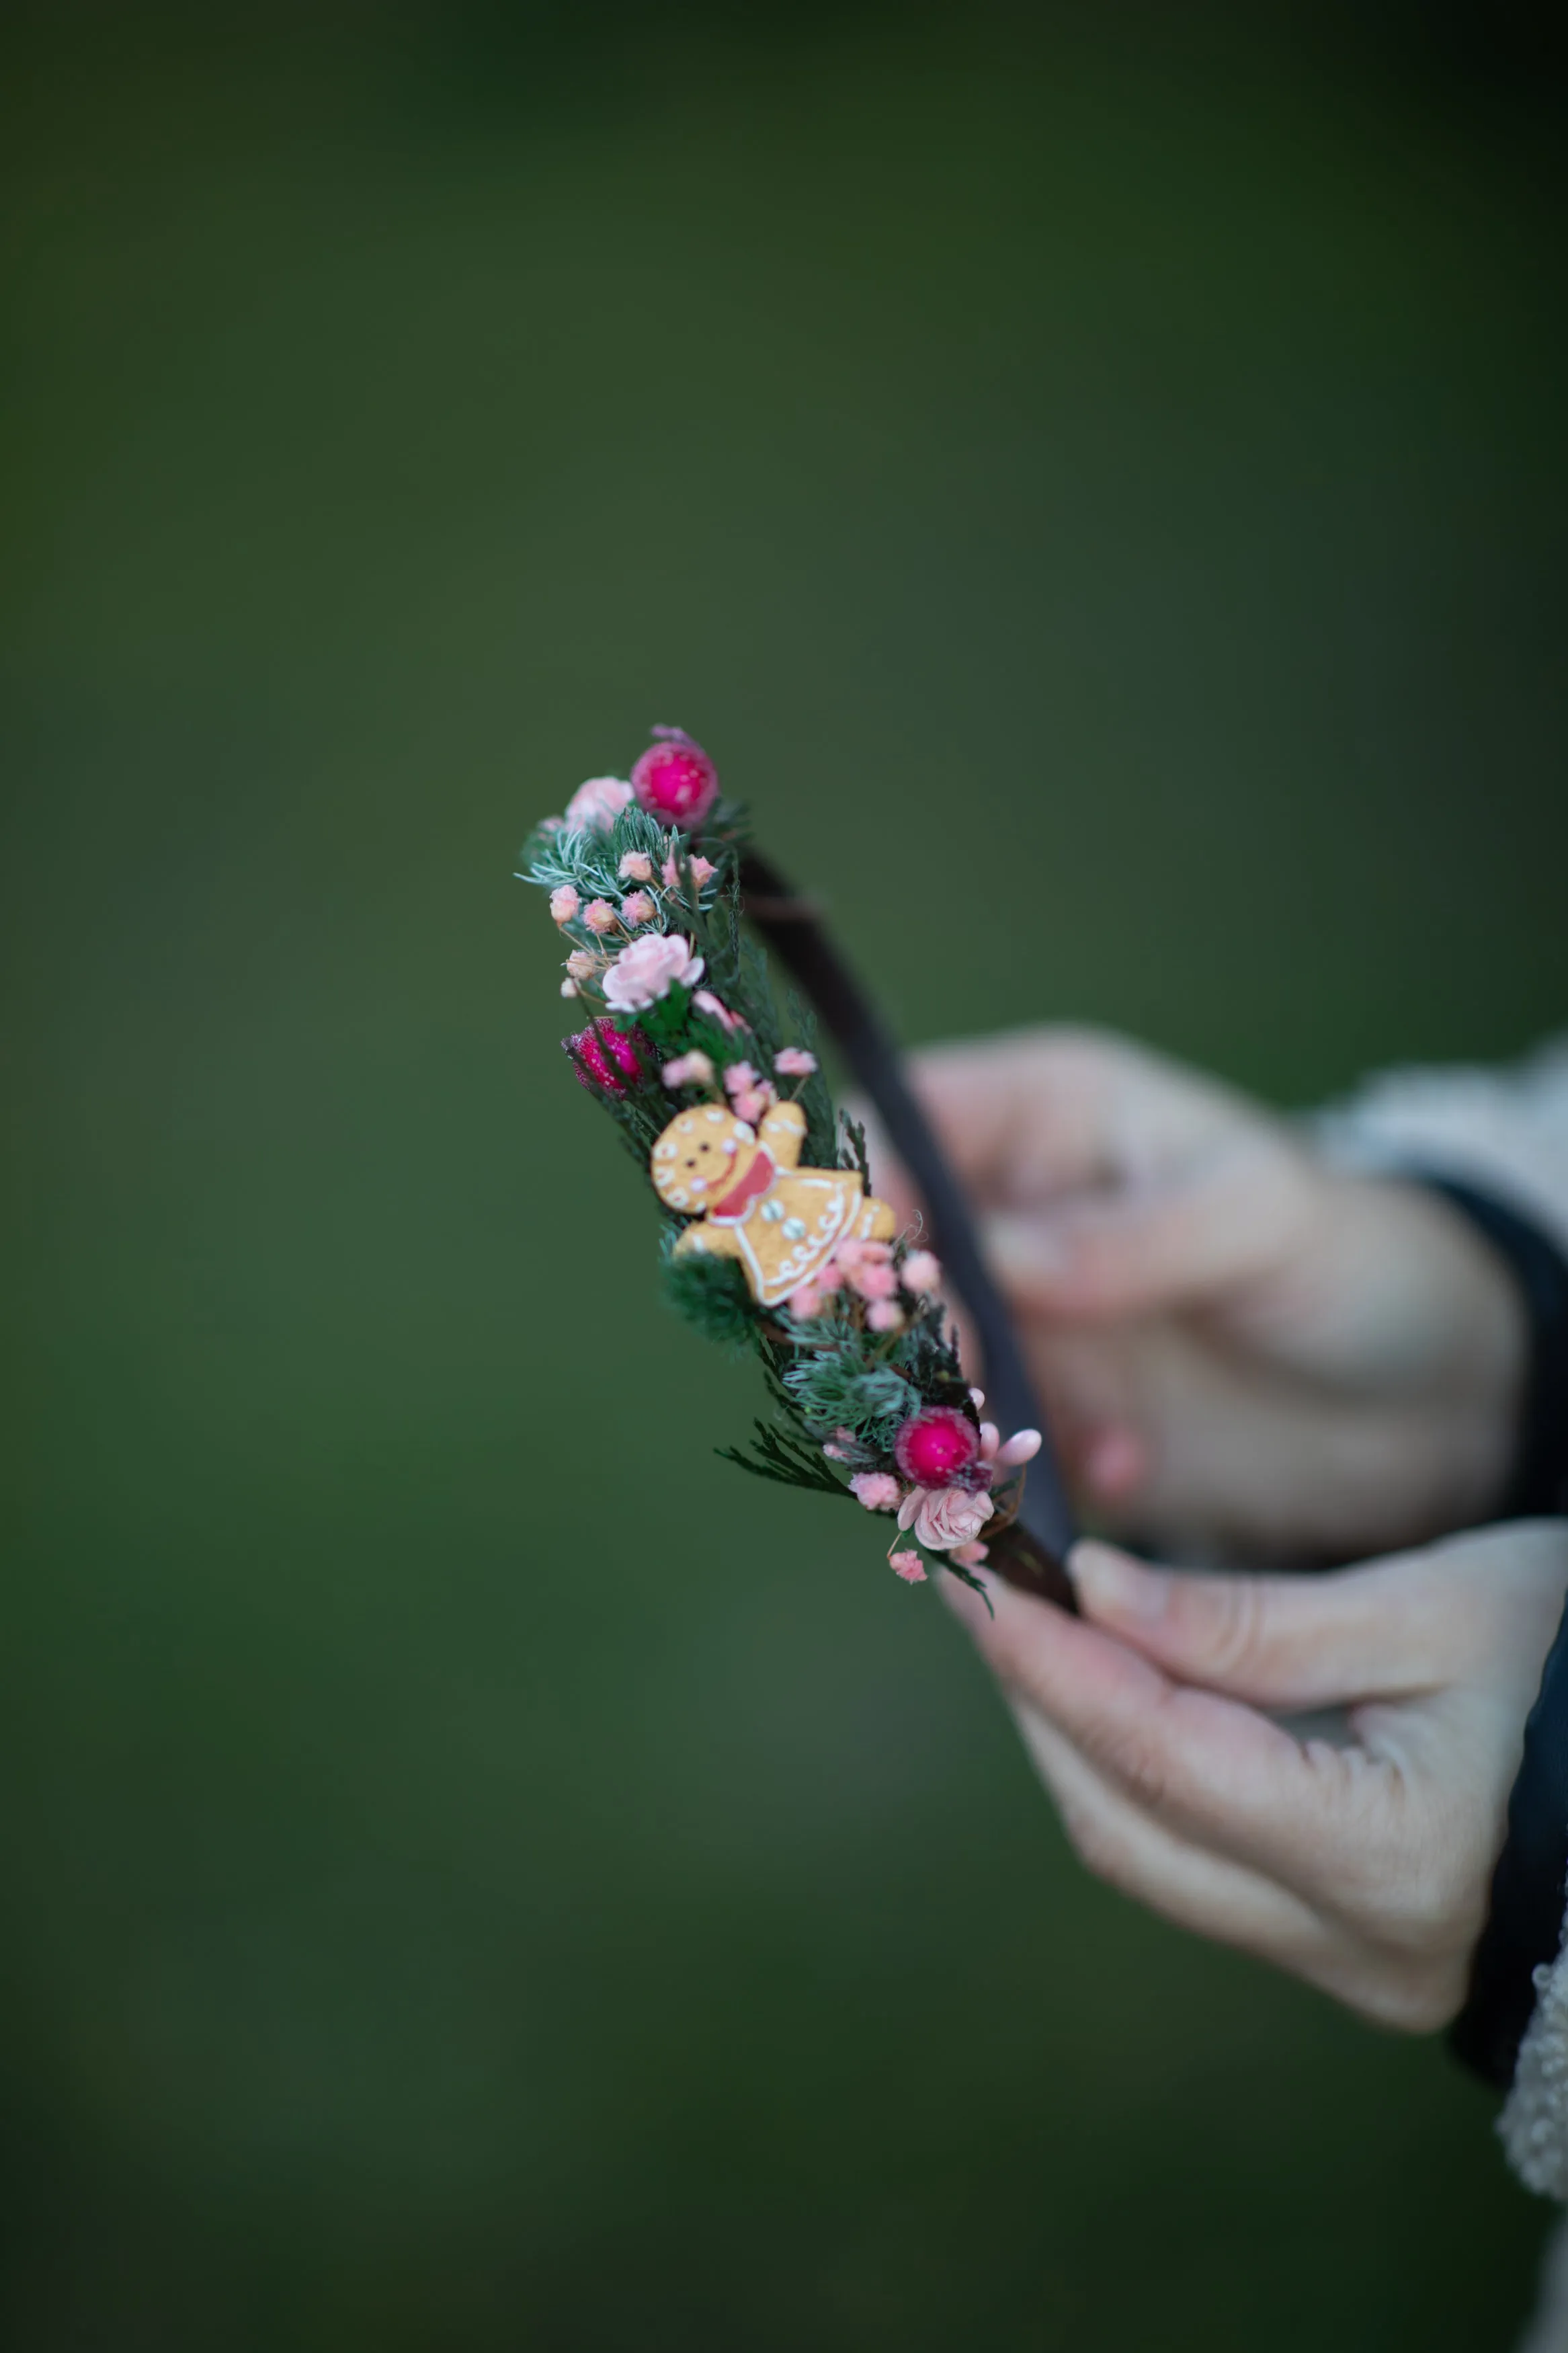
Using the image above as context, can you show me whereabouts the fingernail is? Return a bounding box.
[1068,1540,1165,1622]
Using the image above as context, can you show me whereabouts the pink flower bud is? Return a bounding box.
[850,1472,901,1512]
[788,1285,824,1319]
[866,1300,904,1332]
[889,1549,927,1584]
[618,851,655,883]
[693,988,740,1032]
[549,885,579,925]
[565,949,598,980]
[901,1249,942,1294]
[733,1088,770,1125]
[620,890,657,926]
[583,898,618,935]
[560,978,578,998]
[850,1263,898,1302]
[774,1047,817,1077]
[633,729,720,827]
[723,1063,758,1097]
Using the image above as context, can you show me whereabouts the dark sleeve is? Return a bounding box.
[1415,1177,1568,2087]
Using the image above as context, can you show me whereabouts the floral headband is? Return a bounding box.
[518,728,1077,1608]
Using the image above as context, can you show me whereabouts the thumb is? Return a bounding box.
[1067,1540,1439,1709]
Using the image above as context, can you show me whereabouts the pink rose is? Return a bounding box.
[850,1472,900,1512]
[602,932,705,1012]
[563,776,634,832]
[774,1047,817,1076]
[548,885,579,925]
[897,1483,992,1552]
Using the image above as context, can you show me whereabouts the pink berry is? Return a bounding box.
[894,1406,979,1487]
[632,728,719,828]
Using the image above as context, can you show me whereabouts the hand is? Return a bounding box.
[944,1521,1568,2031]
[889,1027,1526,1560]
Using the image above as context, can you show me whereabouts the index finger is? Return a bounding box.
[944,1572,1401,1912]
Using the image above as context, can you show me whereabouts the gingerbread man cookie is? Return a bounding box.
[651,1098,897,1307]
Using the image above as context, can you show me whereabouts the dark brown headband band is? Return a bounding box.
[740,848,1077,1613]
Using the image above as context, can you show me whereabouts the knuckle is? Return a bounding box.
[1102,1729,1171,1818]
[1175,1575,1263,1682]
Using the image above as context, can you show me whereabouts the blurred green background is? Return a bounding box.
[3,5,1565,2346]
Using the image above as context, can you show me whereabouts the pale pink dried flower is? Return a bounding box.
[563,776,634,832]
[548,885,579,925]
[661,1051,715,1089]
[901,1248,942,1294]
[732,1087,771,1125]
[617,851,655,883]
[813,1259,844,1295]
[565,949,599,981]
[559,978,579,998]
[723,1063,759,1097]
[866,1300,904,1332]
[850,1472,901,1512]
[774,1047,817,1077]
[620,890,657,926]
[602,932,705,1012]
[889,1550,927,1584]
[583,898,618,935]
[787,1284,824,1318]
[660,851,717,891]
[821,1440,851,1462]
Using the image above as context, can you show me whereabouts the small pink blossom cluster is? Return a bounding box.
[786,1234,940,1329]
[723,1062,773,1125]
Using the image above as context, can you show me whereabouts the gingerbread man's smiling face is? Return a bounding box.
[651,1105,759,1214]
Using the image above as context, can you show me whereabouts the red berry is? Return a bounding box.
[894,1406,979,1486]
[631,727,719,828]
